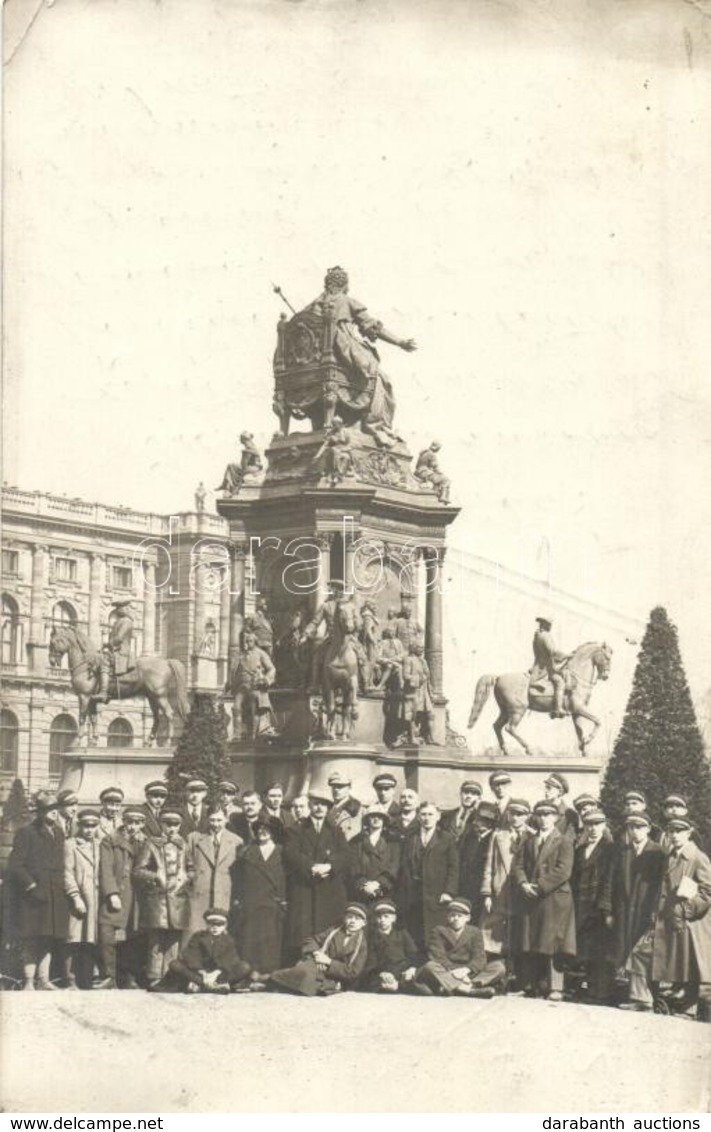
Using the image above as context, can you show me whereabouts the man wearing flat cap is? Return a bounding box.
[99,806,148,988]
[133,809,191,987]
[169,908,255,994]
[283,790,349,961]
[607,812,664,1004]
[543,773,577,840]
[98,786,124,839]
[270,902,369,996]
[139,781,169,841]
[489,771,513,829]
[413,897,505,997]
[440,781,482,841]
[361,900,421,993]
[512,799,576,1000]
[7,791,69,990]
[178,778,211,839]
[56,790,79,839]
[326,771,363,842]
[372,773,401,818]
[572,809,615,1003]
[64,810,108,988]
[481,799,532,983]
[623,817,711,1014]
[459,800,499,922]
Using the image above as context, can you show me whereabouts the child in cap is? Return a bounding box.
[64,809,108,989]
[361,900,421,993]
[169,908,256,994]
[270,903,369,996]
[413,898,506,997]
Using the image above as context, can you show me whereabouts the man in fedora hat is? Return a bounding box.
[283,790,349,961]
[530,615,569,718]
[8,791,69,990]
[99,600,134,702]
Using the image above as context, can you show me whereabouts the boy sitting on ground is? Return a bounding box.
[414,897,506,997]
[269,903,369,996]
[361,899,422,993]
[169,908,258,994]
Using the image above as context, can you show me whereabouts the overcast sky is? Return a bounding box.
[5,0,711,716]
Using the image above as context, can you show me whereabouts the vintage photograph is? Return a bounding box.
[2,0,711,1115]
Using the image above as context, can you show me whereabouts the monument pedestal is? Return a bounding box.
[60,746,175,805]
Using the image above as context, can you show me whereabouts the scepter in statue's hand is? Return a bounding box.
[271,282,297,316]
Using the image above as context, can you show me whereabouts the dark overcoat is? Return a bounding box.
[347,832,401,902]
[7,820,69,939]
[137,804,165,842]
[512,828,576,956]
[607,839,664,966]
[397,829,459,947]
[98,832,144,934]
[234,842,287,973]
[651,841,711,984]
[133,836,191,931]
[572,839,615,962]
[178,804,211,841]
[271,924,368,995]
[283,818,348,950]
[173,929,252,985]
[426,922,487,975]
[362,925,421,987]
[439,807,476,841]
[458,828,494,921]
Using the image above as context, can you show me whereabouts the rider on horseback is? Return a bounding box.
[99,600,134,703]
[301,579,367,694]
[530,615,570,719]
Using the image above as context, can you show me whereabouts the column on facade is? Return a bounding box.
[343,525,358,594]
[88,553,104,642]
[142,560,157,654]
[228,543,247,663]
[424,547,445,696]
[29,544,46,644]
[193,555,207,655]
[218,554,231,660]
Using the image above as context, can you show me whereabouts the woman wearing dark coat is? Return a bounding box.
[234,817,287,973]
[7,793,69,989]
[571,810,615,1002]
[347,809,401,905]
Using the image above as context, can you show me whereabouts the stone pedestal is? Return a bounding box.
[60,747,174,805]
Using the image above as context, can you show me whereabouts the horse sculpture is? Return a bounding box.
[49,625,189,747]
[319,601,361,740]
[467,641,612,757]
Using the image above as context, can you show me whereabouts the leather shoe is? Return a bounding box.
[618,1001,652,1012]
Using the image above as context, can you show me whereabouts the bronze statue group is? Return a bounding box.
[4,769,711,1018]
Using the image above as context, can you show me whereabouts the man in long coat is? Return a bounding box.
[64,810,105,988]
[397,802,459,950]
[283,791,349,960]
[7,791,69,990]
[624,817,711,1013]
[347,809,401,905]
[571,809,615,1002]
[177,779,211,840]
[139,780,169,842]
[133,808,191,986]
[439,781,482,841]
[607,812,664,975]
[98,806,148,988]
[458,801,498,922]
[234,816,287,974]
[184,807,243,936]
[512,799,576,1000]
[480,798,531,976]
[326,771,363,842]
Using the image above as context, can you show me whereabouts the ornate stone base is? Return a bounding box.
[59,747,174,805]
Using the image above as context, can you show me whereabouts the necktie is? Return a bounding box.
[213,834,220,853]
[192,808,199,823]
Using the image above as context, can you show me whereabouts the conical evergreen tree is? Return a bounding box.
[601,606,711,847]
[1,778,31,830]
[165,693,231,805]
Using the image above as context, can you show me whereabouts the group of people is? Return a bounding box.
[4,768,711,1017]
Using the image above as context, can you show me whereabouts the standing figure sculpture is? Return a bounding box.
[400,642,436,746]
[227,628,278,741]
[468,641,613,757]
[303,266,417,447]
[359,599,380,689]
[313,417,354,484]
[530,616,569,719]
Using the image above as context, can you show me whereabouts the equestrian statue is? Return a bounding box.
[48,600,188,747]
[467,616,612,756]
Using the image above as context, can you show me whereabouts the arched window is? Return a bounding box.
[2,595,20,667]
[106,717,133,749]
[51,601,77,627]
[49,713,78,776]
[0,709,19,774]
